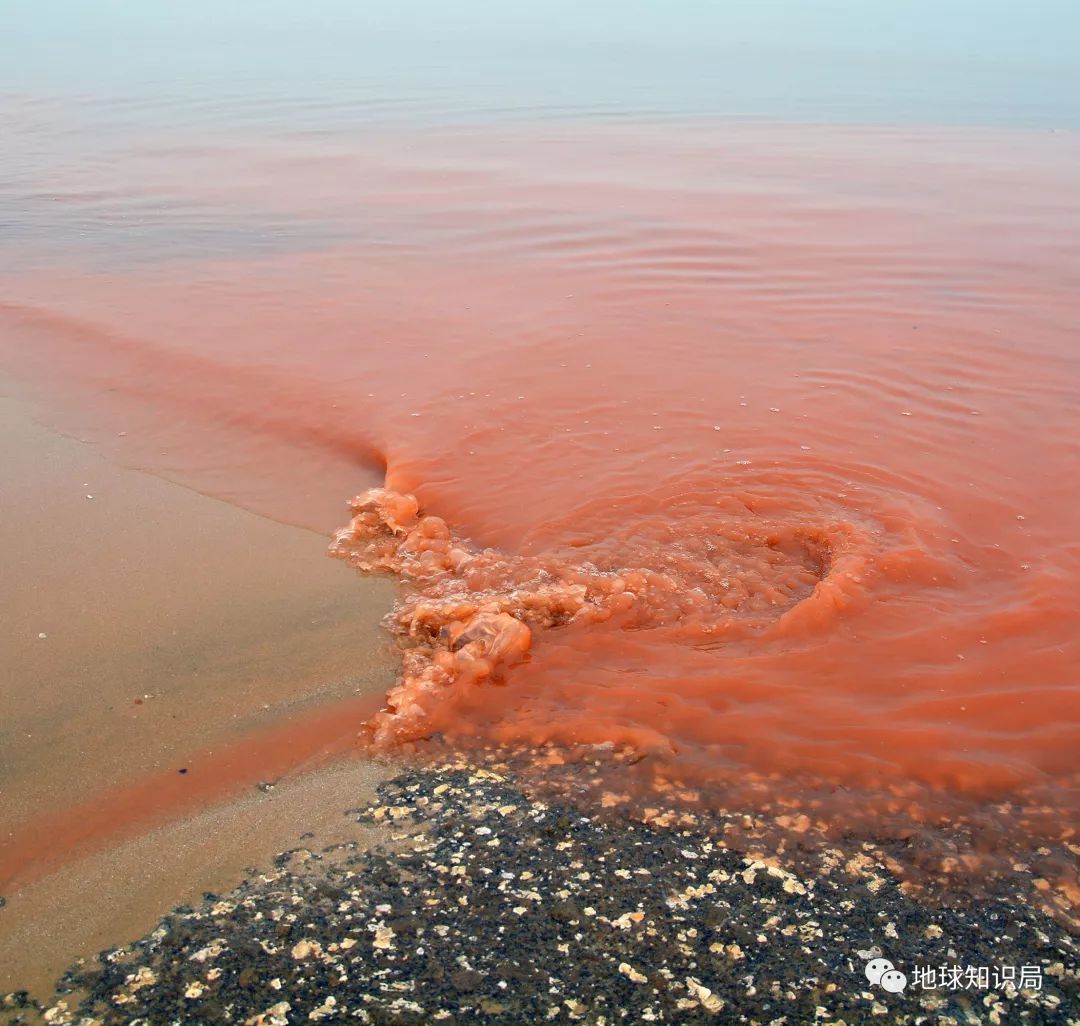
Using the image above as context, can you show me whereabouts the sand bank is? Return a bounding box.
[0,398,398,994]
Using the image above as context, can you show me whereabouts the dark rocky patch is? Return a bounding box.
[2,766,1077,1025]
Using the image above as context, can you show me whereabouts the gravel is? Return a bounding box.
[3,765,1077,1026]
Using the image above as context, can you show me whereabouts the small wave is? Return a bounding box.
[329,485,884,747]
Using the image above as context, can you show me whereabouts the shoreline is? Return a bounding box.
[0,399,399,996]
[4,763,1076,1025]
[0,757,397,1003]
[2,397,1078,1021]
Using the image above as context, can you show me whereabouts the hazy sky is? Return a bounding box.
[4,1,1078,126]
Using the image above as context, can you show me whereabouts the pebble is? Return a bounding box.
[7,766,1076,1026]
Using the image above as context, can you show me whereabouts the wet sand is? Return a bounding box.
[0,398,398,995]
[0,760,390,1001]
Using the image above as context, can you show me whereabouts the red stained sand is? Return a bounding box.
[0,692,384,893]
[2,120,1078,854]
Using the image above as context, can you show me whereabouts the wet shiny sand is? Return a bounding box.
[0,399,398,993]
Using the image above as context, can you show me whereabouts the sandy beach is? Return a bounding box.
[0,399,398,996]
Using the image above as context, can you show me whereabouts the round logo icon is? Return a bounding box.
[880,969,908,994]
[865,958,894,986]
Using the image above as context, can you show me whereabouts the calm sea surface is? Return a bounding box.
[2,1,1079,855]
